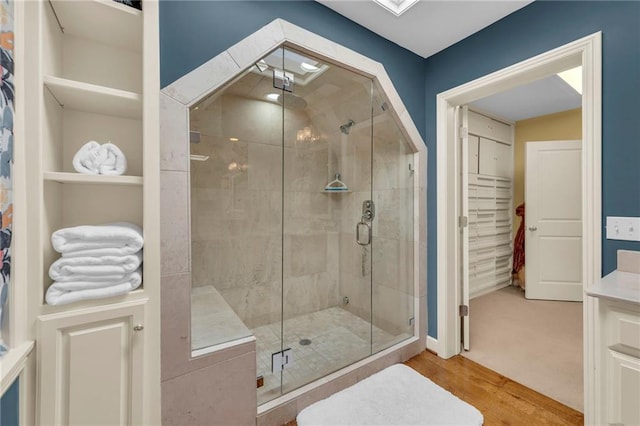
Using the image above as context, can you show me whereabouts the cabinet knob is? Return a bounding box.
[133,324,144,332]
[528,226,537,231]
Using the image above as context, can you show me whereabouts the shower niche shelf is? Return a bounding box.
[322,189,352,193]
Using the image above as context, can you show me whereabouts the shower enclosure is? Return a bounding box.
[188,46,415,404]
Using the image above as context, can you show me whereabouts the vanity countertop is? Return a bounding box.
[587,270,640,305]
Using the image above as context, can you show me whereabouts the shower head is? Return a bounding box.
[339,119,355,135]
[277,93,307,110]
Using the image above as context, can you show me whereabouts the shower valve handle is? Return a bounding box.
[356,221,372,246]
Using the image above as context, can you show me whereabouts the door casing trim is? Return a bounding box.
[435,32,601,424]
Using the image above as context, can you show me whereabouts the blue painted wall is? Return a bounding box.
[1,378,19,426]
[424,1,640,337]
[159,1,426,136]
[160,1,640,340]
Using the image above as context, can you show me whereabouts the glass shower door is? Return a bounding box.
[188,45,415,406]
[280,48,374,394]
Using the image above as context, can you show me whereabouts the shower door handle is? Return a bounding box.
[356,221,372,246]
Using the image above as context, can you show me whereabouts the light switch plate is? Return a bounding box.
[606,216,640,241]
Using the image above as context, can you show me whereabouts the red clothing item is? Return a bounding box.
[513,203,525,273]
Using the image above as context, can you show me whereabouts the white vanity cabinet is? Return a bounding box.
[37,300,146,425]
[588,265,640,426]
[599,298,640,426]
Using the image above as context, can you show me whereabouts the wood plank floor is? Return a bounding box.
[288,350,583,426]
[405,351,583,425]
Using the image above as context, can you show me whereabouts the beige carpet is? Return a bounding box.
[461,285,583,412]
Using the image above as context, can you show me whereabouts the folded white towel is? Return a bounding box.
[52,222,143,257]
[98,143,127,176]
[72,141,102,175]
[45,268,143,306]
[49,251,143,282]
[72,141,127,176]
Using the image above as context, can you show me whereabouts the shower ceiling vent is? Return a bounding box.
[373,0,419,16]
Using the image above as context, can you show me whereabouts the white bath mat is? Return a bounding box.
[297,364,483,426]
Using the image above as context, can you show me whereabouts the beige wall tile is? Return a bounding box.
[162,51,240,106]
[160,92,189,171]
[161,273,191,381]
[617,250,640,274]
[160,171,190,276]
[162,352,257,426]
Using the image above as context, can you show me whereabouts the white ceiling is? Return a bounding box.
[317,0,580,121]
[470,75,582,122]
[316,0,533,58]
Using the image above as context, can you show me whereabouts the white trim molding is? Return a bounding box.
[426,336,438,353]
[436,32,601,424]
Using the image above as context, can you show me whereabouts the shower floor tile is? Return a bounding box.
[252,306,403,404]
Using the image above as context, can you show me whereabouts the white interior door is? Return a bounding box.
[525,140,582,301]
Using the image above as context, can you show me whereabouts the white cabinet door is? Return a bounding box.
[478,137,496,176]
[468,135,479,174]
[494,142,512,178]
[37,300,146,426]
[606,350,640,426]
[468,111,512,145]
[478,138,511,177]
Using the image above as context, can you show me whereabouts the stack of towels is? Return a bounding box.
[45,223,143,306]
[72,141,127,175]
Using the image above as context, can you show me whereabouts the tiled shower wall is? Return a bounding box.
[190,92,414,337]
[336,116,415,338]
[190,94,342,329]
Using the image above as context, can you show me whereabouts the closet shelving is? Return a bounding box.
[467,110,514,299]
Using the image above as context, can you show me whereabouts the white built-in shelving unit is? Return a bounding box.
[10,0,161,423]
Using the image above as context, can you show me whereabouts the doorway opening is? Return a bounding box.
[460,94,583,410]
[436,32,601,421]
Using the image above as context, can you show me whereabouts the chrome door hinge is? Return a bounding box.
[273,69,294,92]
[459,216,468,228]
[459,305,469,317]
[271,348,293,373]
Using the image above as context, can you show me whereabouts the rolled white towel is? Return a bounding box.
[49,251,143,282]
[45,268,143,306]
[52,222,143,257]
[72,141,102,175]
[72,141,127,176]
[98,143,127,176]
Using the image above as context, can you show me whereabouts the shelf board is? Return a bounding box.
[49,0,142,52]
[1,341,35,395]
[44,75,142,119]
[44,171,143,186]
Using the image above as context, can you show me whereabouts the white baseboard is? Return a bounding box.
[426,336,438,354]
